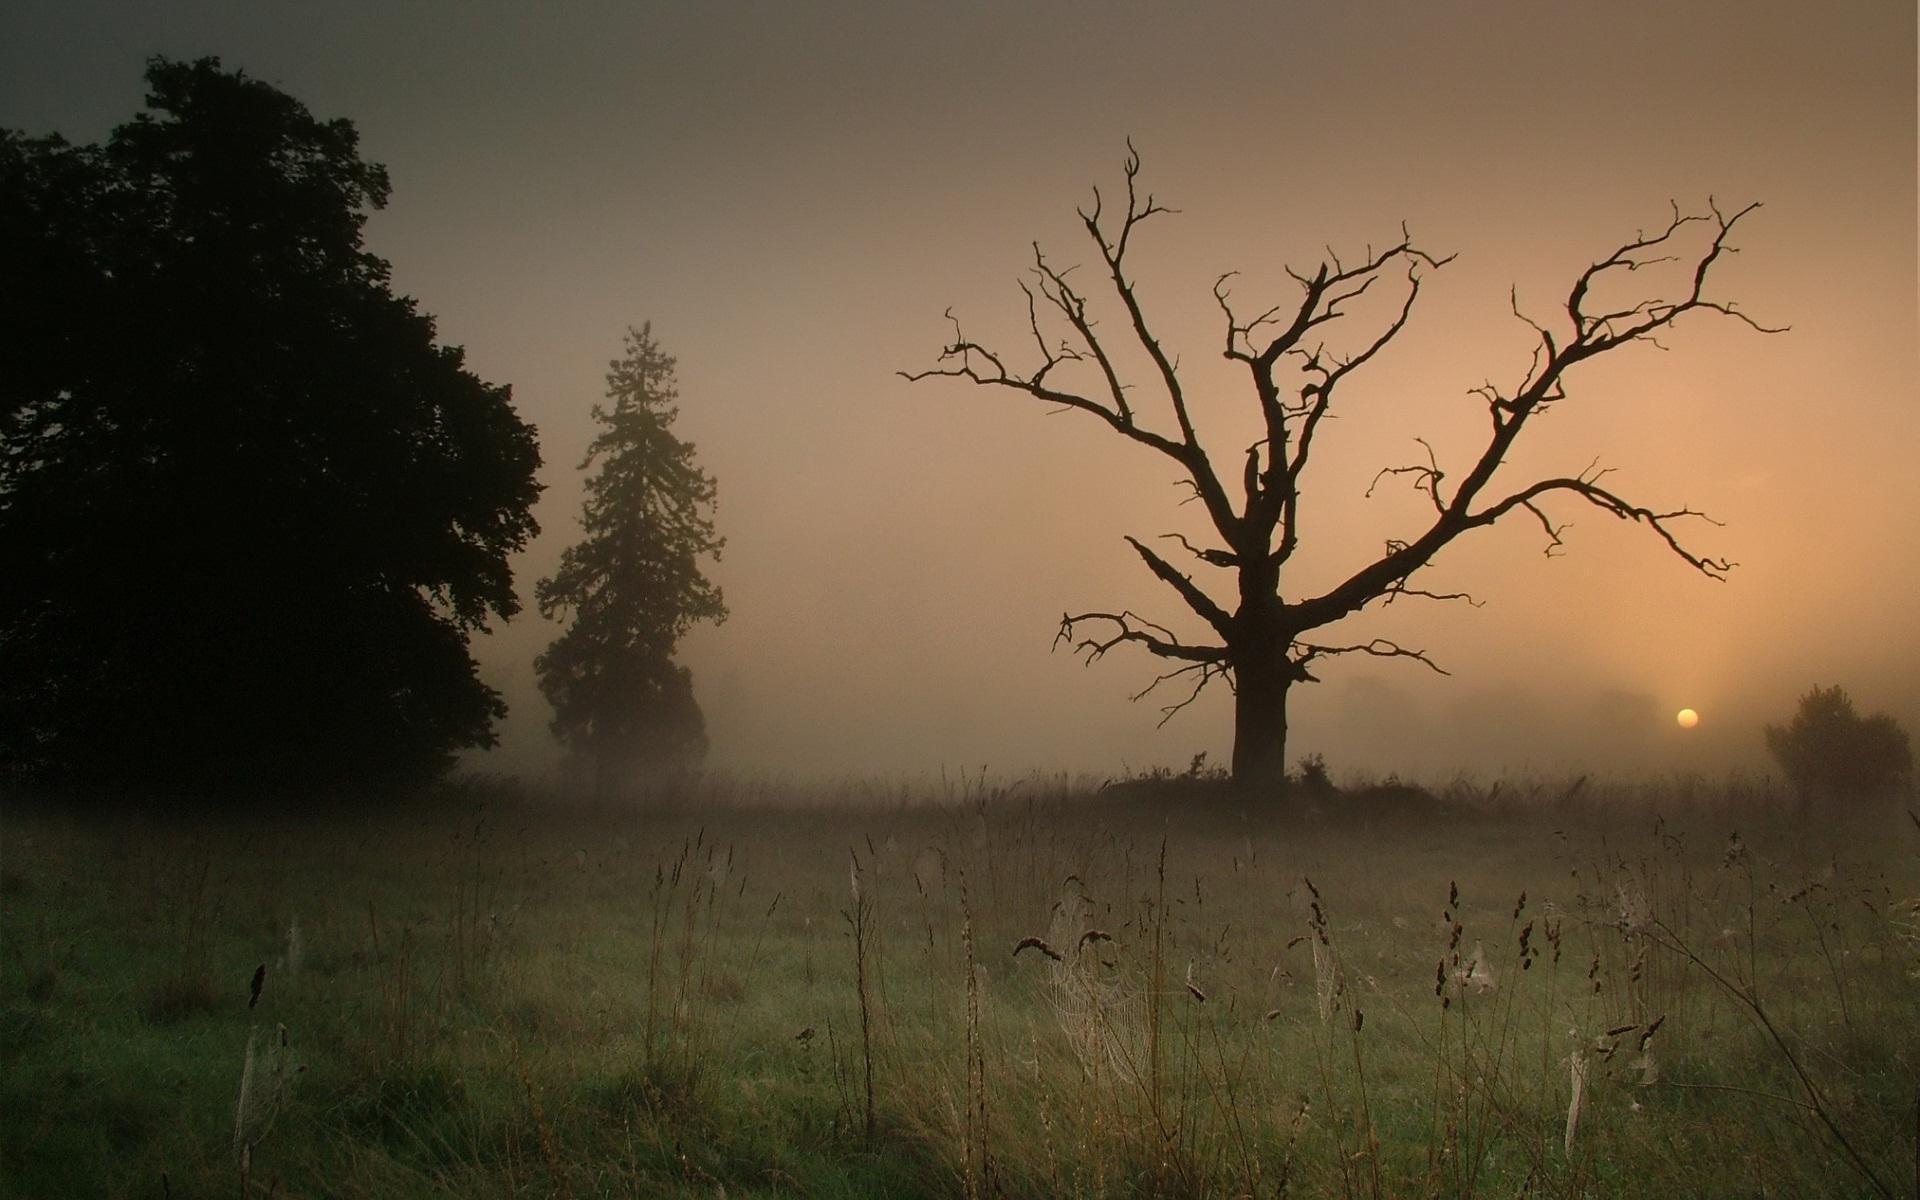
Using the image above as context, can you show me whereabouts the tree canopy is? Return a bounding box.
[0,57,542,793]
[535,324,725,795]
[1765,686,1912,803]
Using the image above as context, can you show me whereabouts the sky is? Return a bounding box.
[5,1,1916,785]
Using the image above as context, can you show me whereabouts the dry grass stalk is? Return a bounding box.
[366,901,415,1063]
[1304,874,1350,1027]
[1563,1049,1588,1159]
[846,846,877,1143]
[232,1027,258,1165]
[511,1040,575,1200]
[1311,936,1338,1023]
[959,882,994,1200]
[234,1020,295,1195]
[1646,916,1896,1197]
[285,915,303,978]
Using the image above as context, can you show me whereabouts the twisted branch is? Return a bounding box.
[1290,638,1449,683]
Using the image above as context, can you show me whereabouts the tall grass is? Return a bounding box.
[1,774,1914,1197]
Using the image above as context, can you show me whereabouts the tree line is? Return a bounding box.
[4,59,1905,804]
[2,58,721,799]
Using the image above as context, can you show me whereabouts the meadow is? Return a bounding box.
[2,772,1916,1198]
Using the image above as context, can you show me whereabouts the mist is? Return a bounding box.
[9,14,1920,1197]
[5,0,1914,786]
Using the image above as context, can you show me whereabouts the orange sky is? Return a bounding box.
[6,1,1915,783]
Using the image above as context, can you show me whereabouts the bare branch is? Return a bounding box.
[1559,202,1784,368]
[1470,474,1735,578]
[1364,436,1447,514]
[1055,610,1227,666]
[1510,286,1558,366]
[1225,241,1450,563]
[905,150,1244,549]
[1076,148,1240,538]
[1125,535,1235,638]
[1380,580,1483,609]
[1213,272,1289,364]
[1027,244,1132,423]
[1159,531,1240,569]
[1295,201,1769,628]
[1286,262,1433,483]
[1054,605,1231,727]
[898,307,1188,462]
[1291,638,1450,682]
[1131,659,1234,727]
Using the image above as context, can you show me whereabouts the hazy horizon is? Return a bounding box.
[6,1,1915,786]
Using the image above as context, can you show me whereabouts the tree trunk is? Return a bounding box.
[1230,658,1292,793]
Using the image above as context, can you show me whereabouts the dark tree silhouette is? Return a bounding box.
[535,325,725,798]
[906,149,1777,790]
[1765,686,1912,804]
[0,58,542,793]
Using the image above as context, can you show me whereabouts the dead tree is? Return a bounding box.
[904,147,1777,791]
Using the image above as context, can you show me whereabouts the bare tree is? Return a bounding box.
[904,147,1777,790]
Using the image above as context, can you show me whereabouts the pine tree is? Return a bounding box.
[535,325,725,796]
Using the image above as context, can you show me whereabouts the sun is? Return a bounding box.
[1676,708,1700,729]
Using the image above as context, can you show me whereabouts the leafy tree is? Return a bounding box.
[1765,686,1912,802]
[907,148,1775,790]
[0,58,542,793]
[535,325,725,797]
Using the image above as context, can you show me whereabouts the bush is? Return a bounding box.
[1763,685,1912,802]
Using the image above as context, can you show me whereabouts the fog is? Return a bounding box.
[7,1,1915,784]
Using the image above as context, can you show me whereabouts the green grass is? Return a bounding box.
[1,776,1915,1198]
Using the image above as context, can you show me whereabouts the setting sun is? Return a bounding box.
[1676,707,1700,729]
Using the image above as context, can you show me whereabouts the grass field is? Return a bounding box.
[3,773,1916,1198]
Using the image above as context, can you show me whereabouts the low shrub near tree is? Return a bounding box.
[1764,685,1912,803]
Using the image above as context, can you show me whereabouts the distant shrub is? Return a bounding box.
[1292,754,1337,800]
[1763,685,1912,802]
[1095,752,1235,803]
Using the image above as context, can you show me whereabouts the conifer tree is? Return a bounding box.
[535,325,725,795]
